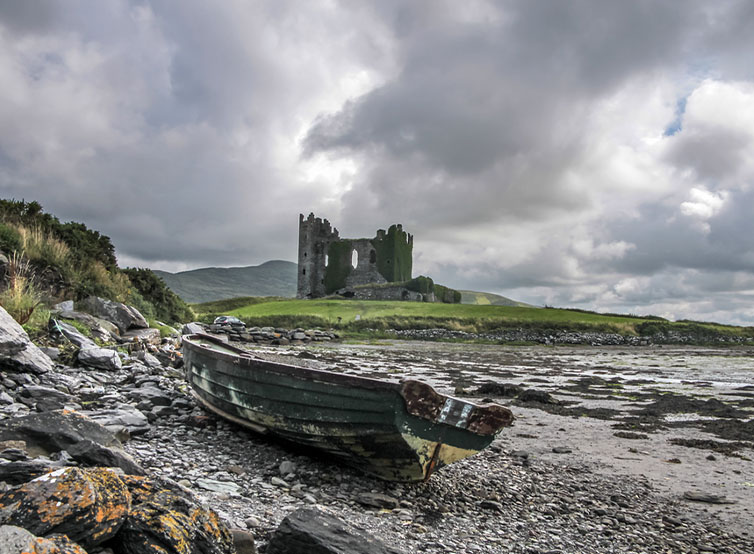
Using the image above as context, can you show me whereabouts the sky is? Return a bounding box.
[1,1,753,325]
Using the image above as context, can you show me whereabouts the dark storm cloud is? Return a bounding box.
[0,0,59,33]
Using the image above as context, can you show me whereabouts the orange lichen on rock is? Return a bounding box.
[114,477,235,554]
[119,474,160,504]
[115,490,197,554]
[31,534,89,554]
[0,467,130,548]
[189,504,235,554]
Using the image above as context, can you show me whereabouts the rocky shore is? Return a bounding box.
[198,321,338,345]
[386,327,754,346]
[1,301,752,553]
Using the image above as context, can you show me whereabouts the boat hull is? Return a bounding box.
[182,334,512,482]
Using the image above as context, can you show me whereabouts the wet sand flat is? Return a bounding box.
[267,341,754,536]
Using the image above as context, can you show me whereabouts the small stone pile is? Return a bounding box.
[199,322,338,346]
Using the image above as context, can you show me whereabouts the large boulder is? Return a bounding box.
[115,475,236,554]
[78,346,123,371]
[78,297,148,334]
[59,309,120,341]
[0,467,131,548]
[0,410,144,475]
[0,306,54,375]
[266,507,403,554]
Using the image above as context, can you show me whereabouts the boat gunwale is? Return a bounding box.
[183,333,404,393]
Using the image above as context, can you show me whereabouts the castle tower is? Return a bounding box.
[297,213,339,298]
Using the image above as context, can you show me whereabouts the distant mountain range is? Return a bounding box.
[154,259,532,307]
[154,260,298,303]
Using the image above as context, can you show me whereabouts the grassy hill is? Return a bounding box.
[192,297,754,341]
[460,290,536,307]
[0,199,193,327]
[155,260,297,303]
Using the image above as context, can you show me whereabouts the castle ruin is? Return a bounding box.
[296,213,414,299]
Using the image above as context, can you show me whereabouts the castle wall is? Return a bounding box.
[372,224,413,282]
[338,285,426,302]
[345,239,387,287]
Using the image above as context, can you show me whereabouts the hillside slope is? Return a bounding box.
[154,260,297,303]
[459,290,536,308]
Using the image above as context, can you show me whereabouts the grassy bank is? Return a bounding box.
[192,297,754,340]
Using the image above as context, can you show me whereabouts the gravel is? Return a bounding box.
[124,397,750,553]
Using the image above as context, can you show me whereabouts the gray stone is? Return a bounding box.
[81,406,150,436]
[182,322,205,335]
[196,478,241,495]
[518,389,560,405]
[53,300,75,312]
[0,306,54,375]
[151,405,176,418]
[271,476,289,488]
[78,296,148,333]
[356,492,400,510]
[231,529,258,554]
[20,385,72,401]
[49,319,97,349]
[59,310,120,341]
[78,347,122,371]
[132,350,163,367]
[682,491,736,504]
[126,384,173,406]
[0,458,62,485]
[66,439,145,475]
[267,507,403,554]
[0,525,37,553]
[122,328,162,345]
[39,347,60,361]
[279,460,297,476]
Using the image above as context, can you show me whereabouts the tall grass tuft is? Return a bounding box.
[17,226,72,269]
[0,252,42,324]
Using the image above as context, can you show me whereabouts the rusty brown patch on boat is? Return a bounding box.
[467,403,514,435]
[400,380,445,420]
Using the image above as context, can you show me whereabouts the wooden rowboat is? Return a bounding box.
[182,333,513,482]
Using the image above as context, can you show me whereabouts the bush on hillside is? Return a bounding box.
[123,268,194,324]
[0,199,190,324]
[0,199,117,270]
[0,223,22,254]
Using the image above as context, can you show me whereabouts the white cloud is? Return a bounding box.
[680,187,727,221]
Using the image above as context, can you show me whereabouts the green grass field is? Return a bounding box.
[226,299,636,327]
[192,297,754,339]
